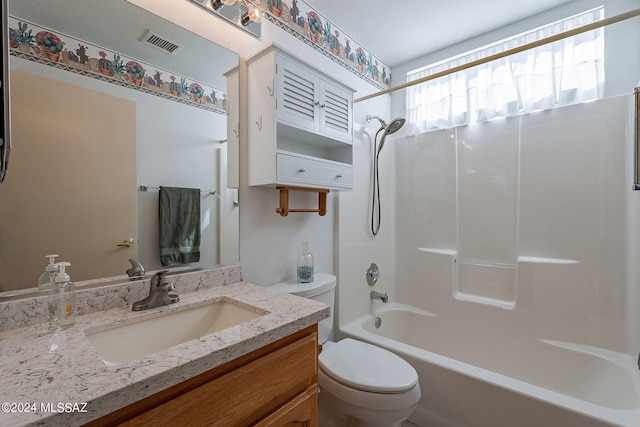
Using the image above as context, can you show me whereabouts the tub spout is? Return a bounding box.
[370,290,388,303]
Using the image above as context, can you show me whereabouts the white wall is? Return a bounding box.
[238,30,386,287]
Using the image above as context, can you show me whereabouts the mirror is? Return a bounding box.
[0,0,240,294]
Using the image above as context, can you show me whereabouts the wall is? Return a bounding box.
[10,56,228,274]
[238,29,384,287]
[125,1,390,288]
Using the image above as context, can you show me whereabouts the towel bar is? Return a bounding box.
[139,185,216,195]
[276,186,329,217]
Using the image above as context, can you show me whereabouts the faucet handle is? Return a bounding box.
[126,258,145,278]
[151,270,169,287]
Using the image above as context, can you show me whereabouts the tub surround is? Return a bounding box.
[0,266,329,426]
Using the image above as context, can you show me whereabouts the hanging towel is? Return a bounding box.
[159,186,201,267]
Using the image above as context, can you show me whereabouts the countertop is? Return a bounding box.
[0,279,329,426]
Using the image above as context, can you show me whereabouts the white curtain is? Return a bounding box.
[406,7,605,133]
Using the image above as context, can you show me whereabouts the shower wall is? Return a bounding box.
[394,94,638,353]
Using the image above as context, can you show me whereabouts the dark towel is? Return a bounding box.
[159,186,201,266]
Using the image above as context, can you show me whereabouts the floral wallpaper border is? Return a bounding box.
[8,17,228,115]
[261,0,391,89]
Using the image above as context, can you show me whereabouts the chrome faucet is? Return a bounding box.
[370,290,388,303]
[132,270,179,311]
[126,258,145,279]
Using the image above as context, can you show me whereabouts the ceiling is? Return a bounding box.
[303,0,575,66]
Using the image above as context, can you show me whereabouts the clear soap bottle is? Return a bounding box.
[37,254,59,291]
[297,242,314,283]
[48,262,76,332]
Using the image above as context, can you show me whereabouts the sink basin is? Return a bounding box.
[85,298,269,366]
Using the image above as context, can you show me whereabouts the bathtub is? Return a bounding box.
[339,303,640,427]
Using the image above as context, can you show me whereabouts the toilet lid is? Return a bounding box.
[319,338,418,393]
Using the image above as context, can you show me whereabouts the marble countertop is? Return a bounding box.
[0,280,329,426]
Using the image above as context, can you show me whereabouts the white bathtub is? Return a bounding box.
[339,303,640,427]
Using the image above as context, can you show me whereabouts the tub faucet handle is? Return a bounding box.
[366,263,380,286]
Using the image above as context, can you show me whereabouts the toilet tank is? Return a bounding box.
[269,273,336,343]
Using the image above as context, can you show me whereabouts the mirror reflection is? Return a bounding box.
[0,0,240,293]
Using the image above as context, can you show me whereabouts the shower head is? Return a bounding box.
[366,114,405,135]
[384,117,405,135]
[372,116,406,155]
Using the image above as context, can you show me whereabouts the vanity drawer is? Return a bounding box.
[277,152,352,189]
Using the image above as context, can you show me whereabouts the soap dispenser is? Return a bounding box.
[48,262,76,332]
[297,242,314,283]
[37,254,59,291]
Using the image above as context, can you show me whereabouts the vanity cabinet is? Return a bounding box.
[86,325,319,426]
[247,44,354,190]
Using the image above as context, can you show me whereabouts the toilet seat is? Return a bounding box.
[319,338,418,393]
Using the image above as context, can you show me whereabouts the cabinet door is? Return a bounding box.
[276,55,320,132]
[255,385,318,427]
[320,81,353,144]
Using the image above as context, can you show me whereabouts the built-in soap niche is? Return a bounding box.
[418,248,582,310]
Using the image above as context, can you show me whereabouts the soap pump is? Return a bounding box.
[48,261,76,332]
[38,254,59,291]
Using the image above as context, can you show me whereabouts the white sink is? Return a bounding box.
[85,298,269,366]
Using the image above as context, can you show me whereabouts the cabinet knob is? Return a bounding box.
[298,168,306,173]
[336,174,343,178]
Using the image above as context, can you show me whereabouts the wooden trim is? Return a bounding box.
[276,186,329,217]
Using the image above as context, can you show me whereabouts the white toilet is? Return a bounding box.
[270,273,421,427]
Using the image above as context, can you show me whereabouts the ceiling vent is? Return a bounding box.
[140,30,183,55]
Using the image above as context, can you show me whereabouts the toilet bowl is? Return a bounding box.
[270,273,420,427]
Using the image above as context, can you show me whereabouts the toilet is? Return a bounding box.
[270,273,421,427]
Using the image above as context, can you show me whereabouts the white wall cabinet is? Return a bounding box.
[247,44,354,190]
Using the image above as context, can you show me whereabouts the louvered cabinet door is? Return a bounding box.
[319,81,353,144]
[276,56,321,133]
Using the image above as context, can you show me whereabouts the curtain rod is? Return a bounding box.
[355,8,640,103]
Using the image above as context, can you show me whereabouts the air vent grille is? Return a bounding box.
[140,30,183,55]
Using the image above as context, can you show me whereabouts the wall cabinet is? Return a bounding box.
[85,325,319,427]
[247,44,354,190]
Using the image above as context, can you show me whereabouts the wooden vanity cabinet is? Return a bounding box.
[86,325,319,427]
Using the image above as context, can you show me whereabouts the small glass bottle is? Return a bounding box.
[297,242,314,283]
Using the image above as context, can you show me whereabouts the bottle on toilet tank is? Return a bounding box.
[297,241,314,283]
